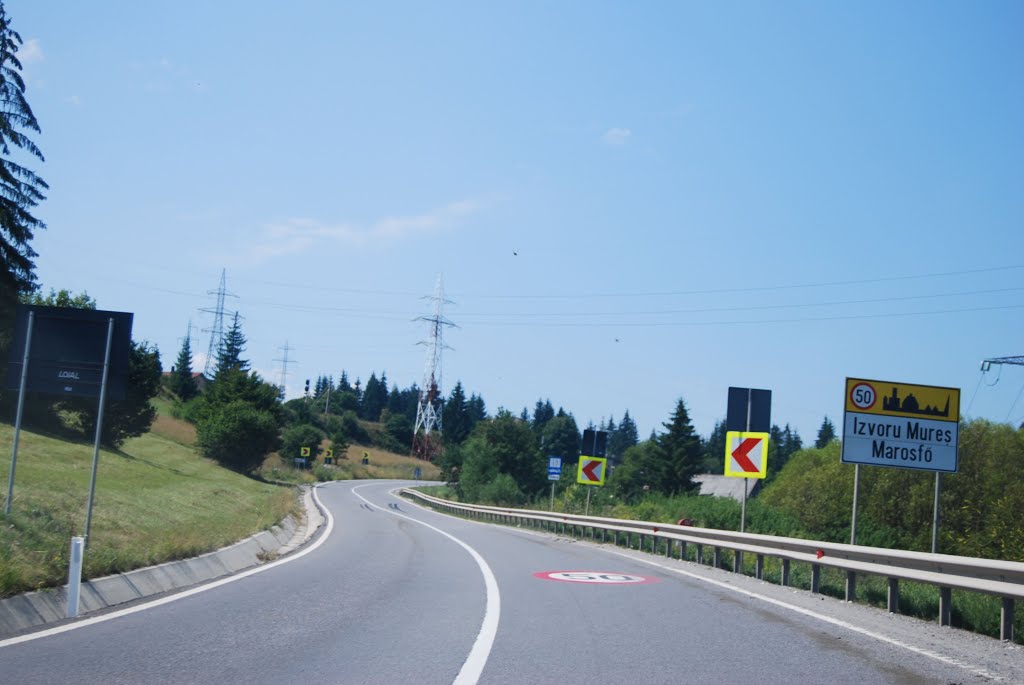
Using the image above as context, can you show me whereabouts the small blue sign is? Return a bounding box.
[547,456,562,481]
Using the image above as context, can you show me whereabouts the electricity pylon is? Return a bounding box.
[412,275,455,461]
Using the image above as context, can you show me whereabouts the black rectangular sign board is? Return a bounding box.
[6,305,133,400]
[581,429,607,457]
[726,387,772,433]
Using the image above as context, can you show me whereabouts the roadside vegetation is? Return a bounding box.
[0,418,295,598]
[421,405,1024,644]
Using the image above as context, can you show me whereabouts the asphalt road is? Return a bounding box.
[1,480,1021,684]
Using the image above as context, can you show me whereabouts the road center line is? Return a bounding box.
[0,486,336,649]
[351,484,500,685]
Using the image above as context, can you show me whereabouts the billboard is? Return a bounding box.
[6,305,133,400]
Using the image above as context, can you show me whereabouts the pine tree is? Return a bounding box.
[338,371,352,393]
[657,398,703,495]
[214,312,249,378]
[816,416,837,448]
[170,333,198,401]
[0,6,47,341]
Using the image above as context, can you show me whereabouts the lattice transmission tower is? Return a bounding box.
[200,269,238,377]
[273,342,296,398]
[412,275,456,461]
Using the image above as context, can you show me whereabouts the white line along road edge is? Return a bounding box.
[0,485,337,650]
[603,547,1003,682]
[352,483,501,685]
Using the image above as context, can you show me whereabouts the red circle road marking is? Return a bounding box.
[533,571,660,584]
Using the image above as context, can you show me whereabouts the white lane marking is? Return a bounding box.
[603,548,1003,682]
[0,486,336,649]
[352,484,500,685]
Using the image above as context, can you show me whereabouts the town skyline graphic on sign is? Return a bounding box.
[881,387,951,418]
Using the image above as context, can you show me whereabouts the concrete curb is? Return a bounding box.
[0,484,324,638]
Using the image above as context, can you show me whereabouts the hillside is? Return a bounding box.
[0,419,295,598]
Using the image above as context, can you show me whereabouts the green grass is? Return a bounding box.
[260,443,441,485]
[0,421,296,598]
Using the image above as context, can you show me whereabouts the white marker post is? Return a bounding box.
[67,536,85,618]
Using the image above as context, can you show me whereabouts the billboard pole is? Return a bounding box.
[83,317,115,548]
[5,311,35,516]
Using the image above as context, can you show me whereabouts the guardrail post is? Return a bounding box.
[696,545,704,565]
[665,539,672,558]
[733,551,743,574]
[939,587,952,626]
[679,541,687,560]
[811,564,821,594]
[713,547,722,568]
[845,571,857,602]
[887,578,900,613]
[756,554,764,580]
[1000,597,1014,642]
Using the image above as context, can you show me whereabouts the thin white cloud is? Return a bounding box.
[601,127,632,146]
[20,38,43,64]
[222,198,487,267]
[66,95,81,106]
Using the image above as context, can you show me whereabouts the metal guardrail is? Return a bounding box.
[400,489,1024,642]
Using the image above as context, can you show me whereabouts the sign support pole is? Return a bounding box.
[84,317,115,548]
[5,311,34,516]
[931,473,941,554]
[850,464,860,545]
[585,486,592,517]
[550,482,555,511]
[739,389,751,534]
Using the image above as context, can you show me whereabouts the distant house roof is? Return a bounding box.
[162,371,209,389]
[694,474,760,502]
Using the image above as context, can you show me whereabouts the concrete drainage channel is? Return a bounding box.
[0,484,325,638]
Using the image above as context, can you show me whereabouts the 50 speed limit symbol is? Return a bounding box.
[849,382,876,410]
[533,571,660,585]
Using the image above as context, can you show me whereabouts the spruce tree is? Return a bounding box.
[532,399,554,432]
[657,398,703,495]
[816,416,837,448]
[0,5,47,342]
[701,418,727,474]
[467,393,487,429]
[170,333,198,401]
[442,381,470,444]
[361,372,387,421]
[214,312,249,378]
[609,410,639,463]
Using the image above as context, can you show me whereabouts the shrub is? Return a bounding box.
[196,400,280,473]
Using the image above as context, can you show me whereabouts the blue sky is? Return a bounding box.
[10,1,1024,442]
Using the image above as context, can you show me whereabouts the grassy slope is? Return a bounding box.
[0,407,295,598]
